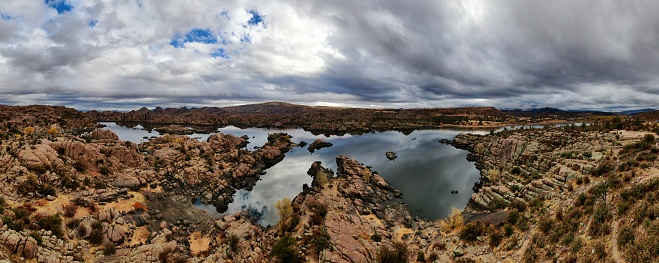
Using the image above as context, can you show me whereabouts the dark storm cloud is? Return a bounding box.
[0,0,658,110]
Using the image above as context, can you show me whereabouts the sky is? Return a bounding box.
[0,0,658,111]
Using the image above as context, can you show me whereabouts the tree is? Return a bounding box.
[23,127,35,135]
[275,197,293,221]
[47,126,58,135]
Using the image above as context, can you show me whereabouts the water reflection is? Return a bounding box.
[101,122,491,225]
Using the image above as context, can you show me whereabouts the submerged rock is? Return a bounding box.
[386,150,397,160]
[307,139,333,153]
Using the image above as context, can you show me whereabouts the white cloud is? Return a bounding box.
[0,0,658,110]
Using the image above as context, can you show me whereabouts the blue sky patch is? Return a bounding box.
[89,20,98,28]
[44,0,73,14]
[0,13,11,20]
[170,28,218,48]
[247,10,263,25]
[211,48,228,58]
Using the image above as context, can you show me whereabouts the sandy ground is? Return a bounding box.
[189,231,210,256]
[612,130,654,139]
[101,191,147,212]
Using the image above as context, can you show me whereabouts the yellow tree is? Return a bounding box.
[275,197,293,220]
[23,126,35,135]
[47,126,59,134]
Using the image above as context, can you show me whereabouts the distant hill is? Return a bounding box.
[634,110,659,121]
[503,107,615,119]
[620,108,656,115]
[86,102,515,133]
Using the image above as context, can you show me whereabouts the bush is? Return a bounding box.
[371,231,382,242]
[17,175,39,196]
[66,218,81,230]
[618,225,634,248]
[377,241,408,263]
[103,243,116,255]
[490,229,502,248]
[439,207,463,231]
[509,200,527,212]
[271,235,303,263]
[487,198,508,211]
[60,174,79,189]
[511,167,521,175]
[35,214,63,238]
[507,210,519,225]
[311,228,331,254]
[63,204,78,218]
[416,251,425,262]
[428,253,439,262]
[538,218,552,234]
[570,237,583,252]
[99,166,110,176]
[73,160,87,172]
[29,231,42,245]
[499,224,512,237]
[89,228,104,245]
[460,222,485,242]
[227,234,240,252]
[593,241,606,259]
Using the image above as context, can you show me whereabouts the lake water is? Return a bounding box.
[99,122,490,225]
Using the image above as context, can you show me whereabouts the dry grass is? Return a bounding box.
[440,207,464,232]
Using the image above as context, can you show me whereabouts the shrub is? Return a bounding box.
[17,175,39,196]
[416,251,425,262]
[439,207,463,231]
[65,217,80,228]
[371,231,382,242]
[99,166,110,176]
[507,210,519,225]
[35,214,63,238]
[509,200,527,212]
[504,224,514,237]
[60,174,79,189]
[63,204,78,217]
[158,245,174,263]
[29,231,42,245]
[103,243,116,255]
[460,221,485,242]
[538,218,552,234]
[428,253,439,262]
[570,237,583,252]
[488,198,508,211]
[377,241,408,263]
[490,229,502,248]
[271,235,303,263]
[73,160,87,172]
[593,241,606,259]
[89,229,104,245]
[618,225,634,248]
[227,234,240,252]
[311,228,331,254]
[511,167,521,175]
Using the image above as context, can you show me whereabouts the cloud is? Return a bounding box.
[0,0,658,110]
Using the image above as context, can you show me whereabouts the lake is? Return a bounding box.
[100,122,490,225]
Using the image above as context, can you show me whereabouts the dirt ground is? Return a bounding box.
[145,192,215,233]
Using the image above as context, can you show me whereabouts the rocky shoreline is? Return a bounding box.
[0,105,657,262]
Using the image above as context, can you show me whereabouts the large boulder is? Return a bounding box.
[104,225,125,244]
[113,174,141,189]
[90,128,119,140]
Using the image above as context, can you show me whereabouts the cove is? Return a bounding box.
[100,122,490,226]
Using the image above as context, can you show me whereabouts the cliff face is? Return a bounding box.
[451,126,659,262]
